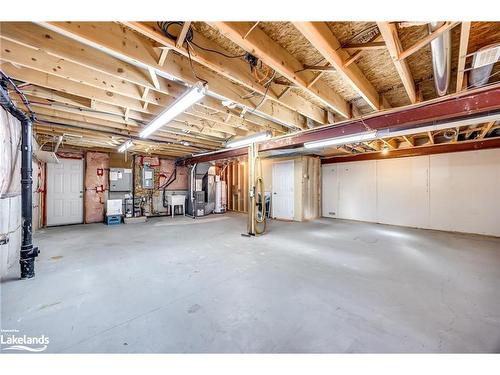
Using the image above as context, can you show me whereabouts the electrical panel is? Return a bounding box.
[142,166,154,189]
[109,168,133,192]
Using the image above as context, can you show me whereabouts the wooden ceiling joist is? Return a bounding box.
[456,22,471,93]
[342,41,386,52]
[209,22,351,118]
[376,22,417,104]
[293,22,389,111]
[122,21,328,125]
[0,32,275,135]
[478,121,496,139]
[397,22,459,61]
[37,22,307,130]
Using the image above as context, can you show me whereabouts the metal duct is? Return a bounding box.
[429,22,452,96]
[470,43,500,88]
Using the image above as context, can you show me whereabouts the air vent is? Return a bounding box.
[473,44,500,69]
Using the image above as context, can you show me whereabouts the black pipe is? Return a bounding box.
[1,80,39,279]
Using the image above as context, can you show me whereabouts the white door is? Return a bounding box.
[272,161,294,220]
[47,158,83,226]
[321,164,339,218]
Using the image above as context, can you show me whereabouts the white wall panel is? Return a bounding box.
[338,160,377,222]
[376,156,430,228]
[321,148,500,236]
[429,149,500,236]
[321,164,339,218]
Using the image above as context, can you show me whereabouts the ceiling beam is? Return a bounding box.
[293,22,388,111]
[121,22,327,125]
[182,85,500,164]
[176,22,192,49]
[209,22,350,118]
[456,22,471,93]
[322,137,500,164]
[478,121,495,139]
[398,22,459,61]
[377,22,417,104]
[18,100,223,148]
[38,22,307,130]
[342,41,386,52]
[0,27,281,134]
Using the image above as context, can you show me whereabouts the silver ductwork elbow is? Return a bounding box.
[429,22,452,96]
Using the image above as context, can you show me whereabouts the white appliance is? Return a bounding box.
[215,177,227,213]
[106,199,123,216]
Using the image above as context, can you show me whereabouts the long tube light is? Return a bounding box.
[140,82,206,138]
[118,139,133,153]
[303,112,500,150]
[376,112,500,139]
[304,131,377,149]
[225,131,272,148]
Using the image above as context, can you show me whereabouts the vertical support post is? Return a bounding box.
[247,143,257,235]
[20,117,39,279]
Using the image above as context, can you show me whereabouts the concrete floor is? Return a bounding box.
[1,212,499,353]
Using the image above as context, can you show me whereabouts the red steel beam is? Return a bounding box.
[181,85,500,165]
[322,137,500,164]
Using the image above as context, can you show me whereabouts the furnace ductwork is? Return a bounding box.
[429,22,452,96]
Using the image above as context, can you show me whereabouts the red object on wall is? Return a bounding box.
[97,168,104,176]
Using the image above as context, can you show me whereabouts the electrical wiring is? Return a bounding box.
[185,42,208,85]
[157,21,246,59]
[190,40,246,59]
[0,70,36,120]
[246,71,276,117]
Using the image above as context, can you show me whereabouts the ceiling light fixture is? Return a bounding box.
[225,131,272,148]
[118,139,133,153]
[376,113,500,139]
[304,131,377,149]
[140,82,206,138]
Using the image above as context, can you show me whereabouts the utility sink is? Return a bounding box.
[166,194,186,217]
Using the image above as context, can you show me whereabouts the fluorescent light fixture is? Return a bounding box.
[304,131,377,149]
[376,112,500,139]
[140,82,206,138]
[225,131,272,148]
[118,139,133,153]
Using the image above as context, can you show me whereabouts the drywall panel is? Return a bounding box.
[321,148,500,236]
[376,156,430,228]
[321,164,339,218]
[429,149,500,236]
[338,160,377,222]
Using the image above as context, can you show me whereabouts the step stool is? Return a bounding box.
[105,215,122,225]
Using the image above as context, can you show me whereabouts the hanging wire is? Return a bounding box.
[185,42,208,85]
[246,71,276,117]
[0,69,36,120]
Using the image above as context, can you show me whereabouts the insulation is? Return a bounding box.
[0,107,21,197]
[84,152,109,223]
